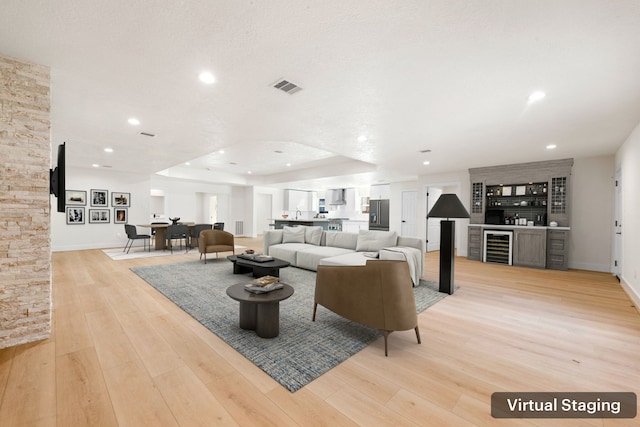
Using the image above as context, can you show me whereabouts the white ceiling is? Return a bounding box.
[3,1,640,191]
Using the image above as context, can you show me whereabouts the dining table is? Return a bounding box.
[137,222,196,250]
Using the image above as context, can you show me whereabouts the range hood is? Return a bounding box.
[329,189,346,205]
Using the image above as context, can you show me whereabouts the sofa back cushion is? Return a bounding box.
[304,226,323,246]
[282,226,306,243]
[355,229,398,252]
[325,231,358,250]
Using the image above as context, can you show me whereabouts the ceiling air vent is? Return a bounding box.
[138,131,156,138]
[272,79,302,95]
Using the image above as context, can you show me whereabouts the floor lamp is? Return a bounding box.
[427,194,470,294]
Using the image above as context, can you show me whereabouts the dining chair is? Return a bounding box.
[123,224,151,254]
[165,224,189,253]
[190,223,213,249]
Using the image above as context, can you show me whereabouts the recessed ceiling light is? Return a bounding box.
[128,118,140,125]
[247,171,252,174]
[423,161,430,165]
[528,91,546,103]
[357,135,368,142]
[185,162,191,166]
[219,150,225,154]
[199,71,215,84]
[104,147,113,153]
[546,144,557,150]
[286,163,291,167]
[92,164,100,168]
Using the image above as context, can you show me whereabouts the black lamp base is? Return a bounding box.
[439,220,455,294]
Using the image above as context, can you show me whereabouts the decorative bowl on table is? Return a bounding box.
[169,217,181,225]
[245,249,255,254]
[281,214,289,218]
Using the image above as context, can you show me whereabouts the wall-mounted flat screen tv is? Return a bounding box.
[49,142,66,213]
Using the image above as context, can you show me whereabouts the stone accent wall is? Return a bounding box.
[0,53,51,349]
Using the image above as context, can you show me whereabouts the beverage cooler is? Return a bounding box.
[483,230,513,265]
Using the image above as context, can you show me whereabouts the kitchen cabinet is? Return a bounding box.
[469,158,573,227]
[547,229,569,270]
[342,220,368,233]
[548,176,570,226]
[370,184,390,200]
[467,226,482,261]
[513,228,547,268]
[284,189,311,212]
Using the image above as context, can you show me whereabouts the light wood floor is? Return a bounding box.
[1,237,639,426]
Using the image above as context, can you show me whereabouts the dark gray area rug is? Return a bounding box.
[131,259,448,392]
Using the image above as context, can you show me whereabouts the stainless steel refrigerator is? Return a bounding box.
[369,199,389,231]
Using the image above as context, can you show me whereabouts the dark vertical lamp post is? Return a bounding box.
[427,194,470,294]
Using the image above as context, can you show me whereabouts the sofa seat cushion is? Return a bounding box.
[296,246,355,271]
[318,251,379,267]
[267,243,314,266]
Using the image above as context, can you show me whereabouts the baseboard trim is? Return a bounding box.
[619,276,640,315]
[567,262,611,273]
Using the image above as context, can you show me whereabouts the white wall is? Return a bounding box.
[616,121,640,306]
[51,167,151,251]
[569,155,615,272]
[52,170,246,251]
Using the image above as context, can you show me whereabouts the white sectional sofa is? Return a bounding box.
[263,226,425,285]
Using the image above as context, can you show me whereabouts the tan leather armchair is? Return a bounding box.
[198,229,235,263]
[313,260,421,356]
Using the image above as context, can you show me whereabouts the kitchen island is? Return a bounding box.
[274,219,329,230]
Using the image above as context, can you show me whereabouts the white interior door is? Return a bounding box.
[613,167,622,277]
[256,193,273,235]
[426,188,443,252]
[401,190,418,237]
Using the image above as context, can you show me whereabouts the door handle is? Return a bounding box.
[616,232,622,235]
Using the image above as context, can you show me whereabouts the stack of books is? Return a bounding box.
[244,275,283,294]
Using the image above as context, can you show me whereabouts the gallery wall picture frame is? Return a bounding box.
[112,192,131,207]
[66,207,85,224]
[65,190,87,206]
[114,207,128,224]
[90,189,109,207]
[89,209,110,224]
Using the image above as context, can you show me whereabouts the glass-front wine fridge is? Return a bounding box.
[483,230,513,265]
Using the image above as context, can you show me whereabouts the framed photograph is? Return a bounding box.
[90,189,108,207]
[502,186,512,196]
[89,209,110,223]
[114,207,128,224]
[112,192,131,207]
[66,207,85,224]
[515,185,526,196]
[65,190,87,206]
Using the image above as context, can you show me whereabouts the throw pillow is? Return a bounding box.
[355,229,397,252]
[304,226,323,246]
[282,226,305,243]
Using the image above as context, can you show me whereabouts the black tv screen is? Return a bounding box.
[50,142,66,213]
